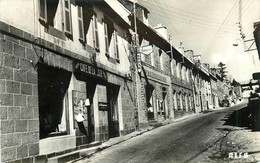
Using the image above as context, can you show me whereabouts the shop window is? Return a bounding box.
[93,14,100,51]
[38,63,72,139]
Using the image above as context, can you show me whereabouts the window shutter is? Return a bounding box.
[39,0,47,22]
[114,30,119,61]
[64,0,72,34]
[78,6,84,41]
[93,15,99,50]
[104,22,109,54]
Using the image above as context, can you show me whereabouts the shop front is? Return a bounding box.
[38,59,126,155]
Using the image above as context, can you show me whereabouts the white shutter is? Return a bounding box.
[64,0,72,34]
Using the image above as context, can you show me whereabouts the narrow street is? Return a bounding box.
[75,101,259,163]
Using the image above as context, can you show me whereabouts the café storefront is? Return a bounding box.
[38,59,134,155]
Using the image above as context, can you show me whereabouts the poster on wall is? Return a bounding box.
[72,90,88,124]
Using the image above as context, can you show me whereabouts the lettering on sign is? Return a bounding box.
[74,61,107,79]
[98,102,108,111]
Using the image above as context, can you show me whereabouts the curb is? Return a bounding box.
[69,113,201,162]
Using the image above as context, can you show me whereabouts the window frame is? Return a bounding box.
[38,0,47,23]
[63,0,72,35]
[104,20,109,55]
[114,30,119,62]
[78,6,85,42]
[92,14,100,51]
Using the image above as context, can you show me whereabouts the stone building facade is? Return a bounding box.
[0,0,137,162]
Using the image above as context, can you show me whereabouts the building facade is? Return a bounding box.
[0,0,138,162]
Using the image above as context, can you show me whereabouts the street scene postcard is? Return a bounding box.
[0,0,260,162]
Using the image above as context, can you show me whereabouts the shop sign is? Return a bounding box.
[98,102,108,111]
[74,61,107,79]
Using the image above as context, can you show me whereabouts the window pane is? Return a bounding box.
[105,37,109,53]
[79,20,83,39]
[65,0,69,9]
[39,0,46,19]
[95,30,99,48]
[65,11,71,32]
[78,7,82,18]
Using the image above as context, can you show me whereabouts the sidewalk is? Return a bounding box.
[47,113,201,163]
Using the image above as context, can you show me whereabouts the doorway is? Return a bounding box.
[107,85,120,138]
[146,84,155,120]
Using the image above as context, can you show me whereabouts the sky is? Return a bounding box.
[138,0,260,83]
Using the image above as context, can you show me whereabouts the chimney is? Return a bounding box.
[154,24,168,41]
[184,50,194,59]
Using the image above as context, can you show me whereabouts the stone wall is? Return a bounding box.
[0,31,40,162]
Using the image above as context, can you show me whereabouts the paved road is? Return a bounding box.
[76,101,248,163]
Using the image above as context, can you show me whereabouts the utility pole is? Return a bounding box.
[133,0,140,131]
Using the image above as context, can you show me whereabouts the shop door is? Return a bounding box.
[107,86,119,138]
[162,90,167,120]
[146,84,155,120]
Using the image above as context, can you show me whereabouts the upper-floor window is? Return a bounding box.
[64,0,72,34]
[78,6,84,41]
[38,0,72,35]
[92,14,99,51]
[39,0,47,22]
[103,17,119,62]
[104,20,109,54]
[114,30,119,61]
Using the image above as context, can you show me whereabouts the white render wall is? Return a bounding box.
[0,0,131,74]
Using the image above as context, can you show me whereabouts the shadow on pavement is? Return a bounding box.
[221,104,260,131]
